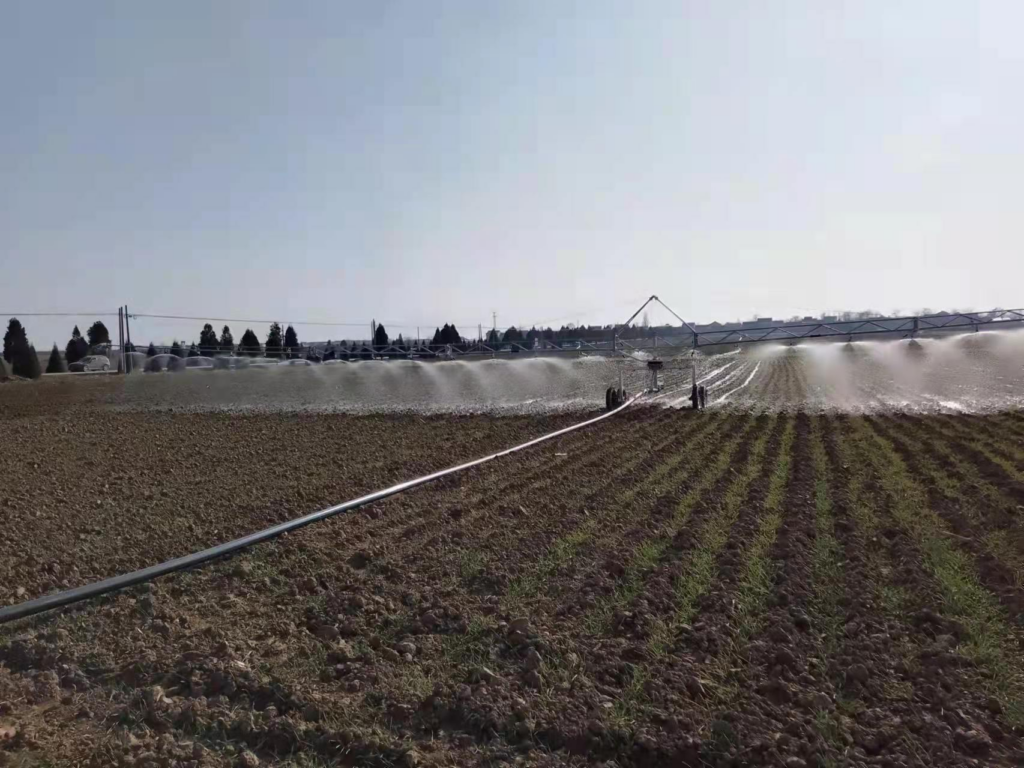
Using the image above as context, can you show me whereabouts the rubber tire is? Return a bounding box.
[102,364,109,371]
[605,387,613,411]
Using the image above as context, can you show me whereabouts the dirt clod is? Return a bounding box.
[955,728,992,757]
[846,663,870,684]
[316,625,340,642]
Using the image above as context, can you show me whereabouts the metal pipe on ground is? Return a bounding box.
[0,394,643,625]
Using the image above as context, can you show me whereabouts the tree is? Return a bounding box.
[87,321,110,348]
[10,336,41,379]
[239,328,261,357]
[3,318,28,363]
[374,323,389,347]
[146,342,157,357]
[446,324,462,344]
[284,325,299,358]
[188,343,200,358]
[503,326,523,344]
[169,340,184,358]
[266,323,284,358]
[219,325,234,353]
[46,343,65,374]
[199,323,219,355]
[65,325,88,365]
[431,327,442,345]
[486,328,500,344]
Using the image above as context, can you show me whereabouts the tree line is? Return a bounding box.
[1,315,642,380]
[2,318,113,378]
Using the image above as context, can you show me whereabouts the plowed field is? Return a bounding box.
[2,376,1024,766]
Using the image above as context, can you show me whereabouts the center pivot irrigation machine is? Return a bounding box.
[603,296,1024,411]
[605,295,704,410]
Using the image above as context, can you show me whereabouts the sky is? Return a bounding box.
[2,1,1023,347]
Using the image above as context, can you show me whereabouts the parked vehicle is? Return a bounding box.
[213,356,251,370]
[68,355,110,372]
[145,354,186,372]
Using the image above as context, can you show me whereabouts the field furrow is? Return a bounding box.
[842,418,1024,727]
[867,415,1024,614]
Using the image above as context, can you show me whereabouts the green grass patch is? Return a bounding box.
[647,416,778,655]
[731,414,796,640]
[584,417,761,634]
[505,414,731,610]
[809,416,844,653]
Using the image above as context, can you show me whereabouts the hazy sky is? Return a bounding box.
[2,1,1023,346]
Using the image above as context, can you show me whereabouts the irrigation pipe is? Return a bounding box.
[0,394,644,625]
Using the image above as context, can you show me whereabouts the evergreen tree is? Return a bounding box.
[3,318,28,363]
[486,328,500,344]
[87,321,111,348]
[169,340,184,358]
[46,343,65,374]
[266,323,284,358]
[219,325,234,353]
[373,323,389,347]
[239,328,261,357]
[198,323,219,355]
[11,338,41,379]
[431,327,443,345]
[188,343,200,358]
[146,342,157,357]
[65,325,88,365]
[284,325,299,358]
[446,324,462,344]
[503,326,523,343]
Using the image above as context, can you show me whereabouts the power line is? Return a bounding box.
[130,313,539,334]
[132,313,373,327]
[0,311,119,317]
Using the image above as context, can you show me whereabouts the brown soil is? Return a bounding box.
[1,385,1023,767]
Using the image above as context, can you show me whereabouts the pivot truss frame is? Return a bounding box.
[692,308,1024,348]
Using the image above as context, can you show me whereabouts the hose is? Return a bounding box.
[0,394,642,625]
